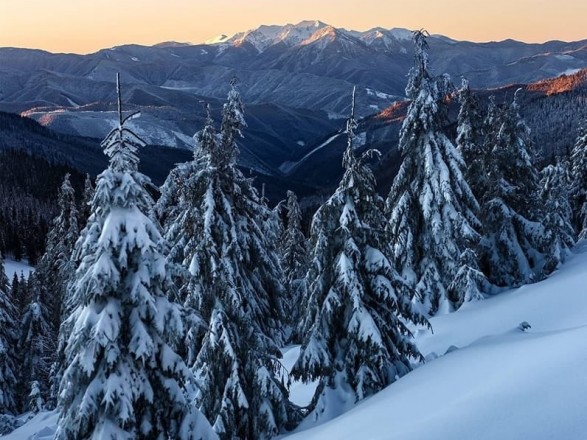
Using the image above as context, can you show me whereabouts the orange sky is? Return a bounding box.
[1,0,585,54]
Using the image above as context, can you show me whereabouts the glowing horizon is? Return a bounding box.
[1,0,586,54]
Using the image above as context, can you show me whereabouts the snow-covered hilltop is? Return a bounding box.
[206,19,417,53]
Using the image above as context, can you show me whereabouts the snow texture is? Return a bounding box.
[14,242,587,440]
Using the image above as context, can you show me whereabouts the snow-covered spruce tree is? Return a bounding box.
[447,249,488,309]
[17,273,53,412]
[479,93,546,286]
[540,161,575,273]
[42,174,81,407]
[0,253,18,414]
[446,78,491,309]
[171,84,291,439]
[570,123,587,237]
[456,78,487,201]
[385,30,480,315]
[79,173,95,226]
[292,89,428,419]
[37,174,79,326]
[12,271,30,319]
[280,190,309,343]
[157,103,220,290]
[54,76,216,440]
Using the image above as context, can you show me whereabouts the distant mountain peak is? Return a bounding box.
[301,25,339,45]
[225,20,332,52]
[294,19,327,28]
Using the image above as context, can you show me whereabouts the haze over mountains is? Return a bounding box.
[0,20,586,196]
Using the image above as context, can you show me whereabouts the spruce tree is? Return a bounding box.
[17,273,53,413]
[570,123,587,237]
[479,93,545,286]
[456,78,487,201]
[292,89,428,419]
[55,75,215,440]
[79,173,95,226]
[36,174,79,328]
[448,79,490,309]
[385,30,480,315]
[0,253,18,414]
[447,249,488,309]
[540,161,576,273]
[43,174,81,407]
[12,271,29,319]
[280,190,309,343]
[165,84,291,439]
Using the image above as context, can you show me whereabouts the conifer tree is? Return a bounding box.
[540,161,576,273]
[479,93,545,286]
[17,273,53,413]
[280,190,309,343]
[385,30,480,315]
[36,174,79,326]
[447,79,490,309]
[456,78,487,201]
[43,174,81,407]
[55,75,216,440]
[165,83,291,439]
[292,89,428,418]
[11,271,29,319]
[570,123,587,237]
[79,173,95,226]
[0,253,18,414]
[447,249,488,309]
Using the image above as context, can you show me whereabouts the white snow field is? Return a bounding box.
[284,242,587,440]
[4,258,34,280]
[7,243,587,439]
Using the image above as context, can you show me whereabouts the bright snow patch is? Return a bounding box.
[4,258,34,280]
[366,88,395,100]
[3,410,58,440]
[561,68,581,76]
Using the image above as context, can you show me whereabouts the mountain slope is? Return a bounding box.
[2,21,586,117]
[282,241,587,439]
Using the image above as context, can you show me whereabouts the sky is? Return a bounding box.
[1,0,586,54]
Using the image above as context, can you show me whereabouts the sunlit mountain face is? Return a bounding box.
[0,21,586,200]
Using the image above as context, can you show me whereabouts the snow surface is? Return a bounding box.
[4,258,34,280]
[9,242,587,439]
[281,346,318,407]
[561,68,582,76]
[283,241,587,439]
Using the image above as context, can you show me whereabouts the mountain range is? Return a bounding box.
[1,20,587,200]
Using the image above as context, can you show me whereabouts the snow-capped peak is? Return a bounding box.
[214,20,331,53]
[205,22,418,53]
[301,25,340,46]
[275,20,329,47]
[388,28,413,41]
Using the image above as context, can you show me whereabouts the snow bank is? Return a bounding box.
[3,411,58,440]
[284,241,587,439]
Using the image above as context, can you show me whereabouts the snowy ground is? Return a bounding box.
[283,242,587,440]
[4,258,34,281]
[7,243,587,439]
